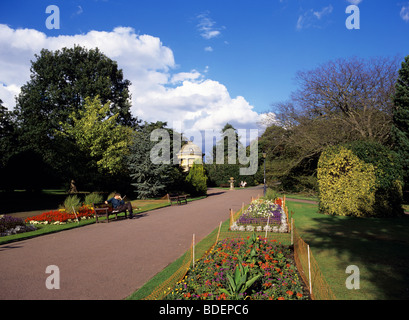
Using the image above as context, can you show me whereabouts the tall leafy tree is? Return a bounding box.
[56,96,134,189]
[14,45,137,185]
[128,122,175,199]
[0,99,13,167]
[0,99,15,190]
[212,123,240,162]
[392,55,409,188]
[206,123,257,187]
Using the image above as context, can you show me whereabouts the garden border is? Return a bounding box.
[138,196,336,300]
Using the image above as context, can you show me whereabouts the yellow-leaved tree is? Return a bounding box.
[318,141,403,217]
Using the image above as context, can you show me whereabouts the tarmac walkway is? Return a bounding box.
[0,186,263,300]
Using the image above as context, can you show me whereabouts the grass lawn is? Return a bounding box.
[287,200,409,300]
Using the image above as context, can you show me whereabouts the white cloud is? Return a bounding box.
[296,5,333,30]
[204,46,213,52]
[0,24,261,151]
[401,5,409,22]
[313,5,333,20]
[346,0,363,5]
[170,70,202,84]
[196,12,222,39]
[76,6,83,15]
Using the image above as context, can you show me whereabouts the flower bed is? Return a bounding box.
[164,234,309,300]
[25,206,95,225]
[1,215,37,237]
[230,199,288,233]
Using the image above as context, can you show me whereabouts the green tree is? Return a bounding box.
[128,122,175,199]
[207,123,257,187]
[56,96,134,189]
[391,55,409,188]
[14,45,137,186]
[212,123,240,161]
[0,99,15,168]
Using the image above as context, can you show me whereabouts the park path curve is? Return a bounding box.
[0,186,263,300]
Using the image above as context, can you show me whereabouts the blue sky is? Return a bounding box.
[1,0,409,139]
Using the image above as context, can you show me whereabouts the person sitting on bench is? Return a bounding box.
[105,193,134,219]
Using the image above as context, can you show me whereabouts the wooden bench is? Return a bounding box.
[168,194,188,206]
[93,203,128,223]
[177,194,188,205]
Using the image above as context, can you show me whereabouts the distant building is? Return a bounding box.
[177,141,203,171]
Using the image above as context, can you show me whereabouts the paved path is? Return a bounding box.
[0,186,263,300]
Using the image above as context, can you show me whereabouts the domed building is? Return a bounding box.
[177,141,203,171]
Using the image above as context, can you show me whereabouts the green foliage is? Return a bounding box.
[63,195,82,213]
[220,257,261,299]
[57,96,133,177]
[392,55,409,188]
[16,45,135,129]
[206,123,258,187]
[318,141,403,217]
[185,162,208,196]
[206,163,255,187]
[263,188,279,201]
[128,122,174,199]
[0,99,15,168]
[84,192,103,206]
[13,45,136,190]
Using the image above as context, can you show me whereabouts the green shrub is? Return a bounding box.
[186,162,208,196]
[263,188,279,201]
[84,192,103,206]
[62,195,82,213]
[318,141,404,217]
[205,163,256,187]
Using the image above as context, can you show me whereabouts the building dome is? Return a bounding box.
[177,141,203,171]
[179,141,202,156]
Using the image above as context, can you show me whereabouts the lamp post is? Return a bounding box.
[263,152,266,196]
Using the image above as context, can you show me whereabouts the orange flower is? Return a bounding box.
[297,293,303,298]
[286,290,293,296]
[218,293,227,300]
[278,297,285,300]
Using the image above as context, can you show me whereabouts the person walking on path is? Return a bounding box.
[106,193,134,219]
